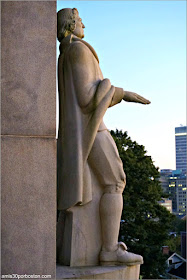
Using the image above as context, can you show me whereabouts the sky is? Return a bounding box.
[56,0,186,171]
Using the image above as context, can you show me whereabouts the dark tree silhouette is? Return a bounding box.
[111,129,175,279]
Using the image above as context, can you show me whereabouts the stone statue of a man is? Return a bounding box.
[57,8,150,266]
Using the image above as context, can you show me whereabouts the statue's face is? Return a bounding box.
[73,14,85,39]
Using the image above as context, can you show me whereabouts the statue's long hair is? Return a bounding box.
[57,8,78,42]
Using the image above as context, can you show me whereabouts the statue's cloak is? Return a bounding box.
[57,35,122,210]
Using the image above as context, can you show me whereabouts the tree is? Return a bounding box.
[166,216,186,255]
[170,216,186,234]
[111,129,175,279]
[165,235,181,255]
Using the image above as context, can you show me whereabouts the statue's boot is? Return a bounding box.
[100,242,143,266]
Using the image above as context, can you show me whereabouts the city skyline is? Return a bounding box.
[57,0,186,170]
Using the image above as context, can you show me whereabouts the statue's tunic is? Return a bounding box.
[57,34,124,210]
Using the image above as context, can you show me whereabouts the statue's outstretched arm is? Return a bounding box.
[123,91,151,104]
[109,88,150,107]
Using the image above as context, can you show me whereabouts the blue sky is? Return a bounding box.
[57,0,186,170]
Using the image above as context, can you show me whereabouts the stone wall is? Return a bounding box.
[1,1,56,277]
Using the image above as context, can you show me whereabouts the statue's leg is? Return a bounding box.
[100,185,124,252]
[88,130,126,251]
[88,130,143,266]
[99,186,144,266]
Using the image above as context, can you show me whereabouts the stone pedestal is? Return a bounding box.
[56,264,141,279]
[57,171,103,266]
[1,1,56,277]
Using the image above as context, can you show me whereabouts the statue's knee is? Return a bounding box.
[104,181,125,194]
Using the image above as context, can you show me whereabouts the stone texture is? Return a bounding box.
[57,170,103,266]
[1,136,56,277]
[1,1,56,136]
[56,264,141,279]
[1,1,56,277]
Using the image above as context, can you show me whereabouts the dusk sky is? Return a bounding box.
[57,0,186,171]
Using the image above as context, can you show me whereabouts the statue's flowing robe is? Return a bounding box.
[57,34,124,210]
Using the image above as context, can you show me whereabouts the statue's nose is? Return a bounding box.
[82,23,85,28]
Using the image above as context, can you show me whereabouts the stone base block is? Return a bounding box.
[57,170,103,267]
[56,264,140,279]
[1,136,56,277]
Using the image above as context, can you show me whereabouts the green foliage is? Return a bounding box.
[165,216,186,255]
[165,235,181,255]
[170,216,186,234]
[111,129,175,279]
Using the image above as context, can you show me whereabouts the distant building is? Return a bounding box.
[158,198,172,213]
[166,252,186,268]
[166,252,186,279]
[159,126,187,217]
[160,169,173,194]
[175,126,187,175]
[159,170,186,217]
[168,170,186,216]
[160,169,173,176]
[167,262,186,279]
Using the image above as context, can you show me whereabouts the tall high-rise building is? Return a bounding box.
[175,126,187,174]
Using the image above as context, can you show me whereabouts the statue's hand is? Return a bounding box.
[123,91,151,104]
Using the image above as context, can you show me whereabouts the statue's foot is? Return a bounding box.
[100,242,143,266]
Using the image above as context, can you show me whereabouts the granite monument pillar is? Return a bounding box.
[1,1,56,277]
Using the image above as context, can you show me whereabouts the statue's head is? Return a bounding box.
[57,8,85,42]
